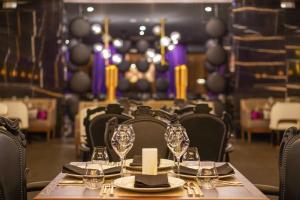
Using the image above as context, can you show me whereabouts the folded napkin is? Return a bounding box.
[174,163,234,176]
[134,174,170,188]
[129,155,160,167]
[62,164,121,176]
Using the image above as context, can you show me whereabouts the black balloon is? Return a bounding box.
[69,71,91,93]
[136,79,151,92]
[136,59,149,73]
[118,61,130,73]
[70,43,91,66]
[65,94,79,120]
[206,72,226,93]
[206,18,226,38]
[206,45,226,66]
[69,17,90,38]
[156,77,169,92]
[136,39,149,53]
[118,40,131,54]
[204,61,218,73]
[155,63,169,73]
[118,78,131,92]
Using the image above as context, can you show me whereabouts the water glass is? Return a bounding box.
[82,163,105,190]
[197,161,218,189]
[182,147,200,167]
[91,146,109,165]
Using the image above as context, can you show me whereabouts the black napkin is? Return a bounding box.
[129,155,160,167]
[173,163,234,176]
[62,164,121,176]
[134,174,170,188]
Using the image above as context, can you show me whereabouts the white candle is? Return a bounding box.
[142,148,158,175]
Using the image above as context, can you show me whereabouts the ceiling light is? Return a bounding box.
[170,32,181,42]
[93,43,103,52]
[160,36,171,47]
[153,25,161,36]
[153,54,162,64]
[205,6,212,12]
[139,31,145,36]
[167,44,175,51]
[91,24,102,34]
[130,18,137,23]
[102,48,111,59]
[130,63,137,70]
[2,2,17,9]
[113,38,123,49]
[140,25,146,31]
[197,78,206,85]
[112,54,122,64]
[86,6,94,12]
[146,49,156,58]
[65,39,70,45]
[281,1,295,8]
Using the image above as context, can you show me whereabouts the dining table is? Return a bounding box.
[34,162,269,200]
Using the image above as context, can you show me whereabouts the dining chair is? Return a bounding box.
[256,126,300,200]
[221,111,235,162]
[0,103,8,116]
[179,104,227,162]
[4,101,29,129]
[105,106,175,160]
[0,116,49,200]
[269,102,300,144]
[82,104,132,160]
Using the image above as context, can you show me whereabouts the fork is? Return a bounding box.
[189,182,204,197]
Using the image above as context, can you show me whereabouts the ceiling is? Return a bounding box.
[64,3,231,49]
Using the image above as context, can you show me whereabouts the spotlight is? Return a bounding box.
[130,63,137,70]
[139,31,145,36]
[146,49,156,58]
[91,24,102,34]
[140,25,146,31]
[205,6,212,12]
[197,78,206,85]
[102,48,111,59]
[160,36,171,47]
[65,39,70,45]
[93,43,103,52]
[152,25,161,36]
[281,1,295,8]
[113,38,123,49]
[153,54,162,64]
[112,54,122,64]
[86,6,94,13]
[170,32,181,42]
[167,44,175,51]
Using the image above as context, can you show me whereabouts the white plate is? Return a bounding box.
[64,162,121,179]
[125,159,174,171]
[114,176,185,193]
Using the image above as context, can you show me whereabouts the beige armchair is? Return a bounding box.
[27,98,57,141]
[240,98,271,143]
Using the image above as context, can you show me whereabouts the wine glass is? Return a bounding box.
[196,161,218,189]
[165,123,190,177]
[82,163,105,190]
[182,147,200,168]
[111,124,135,176]
[91,146,109,165]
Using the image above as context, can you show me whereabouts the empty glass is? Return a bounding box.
[197,161,218,189]
[182,147,200,167]
[165,123,190,177]
[111,124,135,176]
[91,146,109,165]
[82,163,105,190]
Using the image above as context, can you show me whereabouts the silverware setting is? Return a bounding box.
[214,180,243,187]
[99,183,115,196]
[184,181,204,197]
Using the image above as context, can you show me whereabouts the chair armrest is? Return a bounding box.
[225,143,234,153]
[27,181,50,192]
[79,144,90,152]
[255,184,279,196]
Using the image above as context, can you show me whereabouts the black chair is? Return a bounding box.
[179,105,227,162]
[81,104,132,160]
[221,111,235,162]
[105,106,176,160]
[256,127,300,199]
[0,117,49,200]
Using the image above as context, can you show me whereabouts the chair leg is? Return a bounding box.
[241,128,245,141]
[248,131,252,143]
[276,131,280,145]
[46,131,51,141]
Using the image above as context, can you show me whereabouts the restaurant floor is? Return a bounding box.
[27,135,279,200]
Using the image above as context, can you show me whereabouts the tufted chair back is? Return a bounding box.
[279,127,300,200]
[0,117,27,200]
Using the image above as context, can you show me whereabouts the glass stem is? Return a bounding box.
[120,157,125,177]
[176,156,180,178]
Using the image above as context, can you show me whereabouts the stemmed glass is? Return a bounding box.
[196,161,218,189]
[182,147,200,168]
[91,146,109,165]
[111,124,135,176]
[165,123,190,177]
